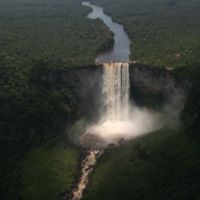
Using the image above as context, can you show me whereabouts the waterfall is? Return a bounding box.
[81,61,164,148]
[103,62,130,121]
[70,63,131,200]
[80,62,135,148]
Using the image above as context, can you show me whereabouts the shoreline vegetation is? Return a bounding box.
[91,0,200,68]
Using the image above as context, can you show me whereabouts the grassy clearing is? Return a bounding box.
[15,143,79,200]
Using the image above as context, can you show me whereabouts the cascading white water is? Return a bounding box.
[80,62,136,147]
[81,62,163,148]
[103,62,130,121]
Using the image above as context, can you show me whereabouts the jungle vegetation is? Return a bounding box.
[0,0,113,199]
[91,0,200,67]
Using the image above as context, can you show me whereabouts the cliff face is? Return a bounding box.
[39,63,181,119]
[129,63,179,108]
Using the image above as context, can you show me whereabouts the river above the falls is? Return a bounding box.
[82,1,131,63]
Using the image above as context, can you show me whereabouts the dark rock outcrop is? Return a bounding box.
[129,63,179,108]
[36,63,182,119]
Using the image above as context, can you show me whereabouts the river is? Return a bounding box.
[82,1,131,63]
[68,2,131,200]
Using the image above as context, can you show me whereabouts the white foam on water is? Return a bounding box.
[82,63,163,147]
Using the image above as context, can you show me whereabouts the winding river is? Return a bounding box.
[68,2,131,200]
[82,1,131,63]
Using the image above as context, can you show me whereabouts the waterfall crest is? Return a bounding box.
[103,62,130,121]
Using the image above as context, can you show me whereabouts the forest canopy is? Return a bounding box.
[0,1,113,198]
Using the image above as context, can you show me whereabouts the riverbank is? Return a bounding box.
[83,1,130,63]
[91,0,200,67]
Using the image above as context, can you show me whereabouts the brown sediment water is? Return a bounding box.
[66,1,132,198]
[69,149,103,200]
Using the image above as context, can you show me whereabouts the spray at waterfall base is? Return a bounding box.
[79,62,180,148]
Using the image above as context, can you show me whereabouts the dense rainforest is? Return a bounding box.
[0,0,200,200]
[0,0,113,199]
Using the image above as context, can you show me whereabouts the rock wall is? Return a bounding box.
[129,63,180,108]
[129,63,176,95]
[39,63,181,118]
